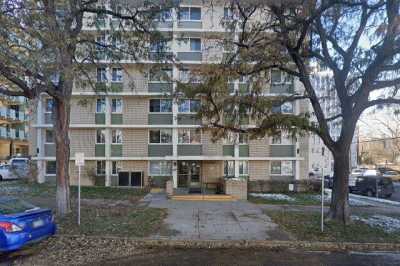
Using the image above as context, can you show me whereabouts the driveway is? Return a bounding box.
[142,193,291,240]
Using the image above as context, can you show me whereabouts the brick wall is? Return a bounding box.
[123,97,149,125]
[249,161,269,180]
[69,160,96,186]
[249,137,270,157]
[201,131,223,156]
[202,161,223,183]
[122,129,148,157]
[69,129,95,157]
[70,97,95,124]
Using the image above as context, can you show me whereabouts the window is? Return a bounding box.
[239,161,248,176]
[178,129,201,144]
[281,161,294,175]
[190,38,201,51]
[271,70,293,84]
[96,161,106,175]
[149,161,172,176]
[178,38,201,51]
[150,39,171,53]
[112,129,122,144]
[149,129,172,144]
[271,134,281,144]
[96,98,106,113]
[96,67,107,82]
[46,161,56,175]
[179,7,201,20]
[149,68,172,82]
[271,161,293,175]
[178,99,200,113]
[45,98,54,113]
[111,98,123,113]
[224,161,235,177]
[239,133,248,144]
[223,7,232,19]
[96,129,106,144]
[281,102,293,114]
[112,161,118,175]
[271,161,281,175]
[111,68,123,82]
[149,99,172,112]
[45,130,54,144]
[156,8,172,21]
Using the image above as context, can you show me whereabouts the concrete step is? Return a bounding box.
[171,194,236,201]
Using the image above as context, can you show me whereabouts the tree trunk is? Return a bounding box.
[328,148,351,224]
[53,97,71,216]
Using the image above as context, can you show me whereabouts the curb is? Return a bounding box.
[55,235,400,252]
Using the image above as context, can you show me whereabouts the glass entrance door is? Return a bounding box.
[178,161,201,189]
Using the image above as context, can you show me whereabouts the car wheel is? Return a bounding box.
[0,175,2,181]
[366,190,375,197]
[385,193,392,199]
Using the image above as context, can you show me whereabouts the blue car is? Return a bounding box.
[0,197,56,252]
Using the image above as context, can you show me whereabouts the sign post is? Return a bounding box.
[75,153,85,225]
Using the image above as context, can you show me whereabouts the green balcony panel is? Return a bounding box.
[148,113,173,125]
[95,113,106,124]
[239,145,249,157]
[95,144,105,157]
[111,144,123,157]
[148,83,173,93]
[148,145,173,157]
[177,145,202,156]
[270,145,295,157]
[239,83,249,94]
[110,83,123,92]
[223,145,234,156]
[177,114,201,125]
[111,114,123,125]
[177,21,202,29]
[95,82,107,92]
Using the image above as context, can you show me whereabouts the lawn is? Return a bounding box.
[0,180,166,238]
[249,192,322,205]
[267,210,400,243]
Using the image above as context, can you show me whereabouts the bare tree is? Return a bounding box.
[0,0,171,216]
[181,0,400,223]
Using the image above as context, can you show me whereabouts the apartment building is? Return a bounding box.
[310,64,358,176]
[0,94,29,162]
[30,1,311,189]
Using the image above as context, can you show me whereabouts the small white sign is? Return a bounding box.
[75,153,85,166]
[288,183,294,191]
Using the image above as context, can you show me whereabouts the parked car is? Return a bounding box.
[0,197,56,252]
[351,168,365,175]
[382,170,400,181]
[9,157,30,179]
[362,169,382,176]
[0,164,12,181]
[352,175,394,198]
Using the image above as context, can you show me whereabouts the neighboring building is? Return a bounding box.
[0,95,29,163]
[309,64,358,176]
[30,2,311,188]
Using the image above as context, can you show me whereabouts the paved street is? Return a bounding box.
[144,193,291,240]
[95,249,400,266]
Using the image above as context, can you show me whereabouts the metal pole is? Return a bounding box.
[321,167,324,232]
[78,165,81,225]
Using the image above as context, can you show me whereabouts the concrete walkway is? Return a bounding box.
[142,193,291,240]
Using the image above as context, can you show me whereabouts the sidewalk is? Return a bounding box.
[142,192,291,240]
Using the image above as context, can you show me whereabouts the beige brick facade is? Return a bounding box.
[70,97,95,124]
[249,161,269,180]
[123,97,149,125]
[249,137,270,157]
[122,129,148,157]
[69,160,96,186]
[69,129,95,157]
[201,161,223,183]
[201,131,223,156]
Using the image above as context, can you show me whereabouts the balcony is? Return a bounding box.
[0,127,27,141]
[0,107,26,122]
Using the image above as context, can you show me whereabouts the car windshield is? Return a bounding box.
[0,198,38,215]
[12,160,27,166]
